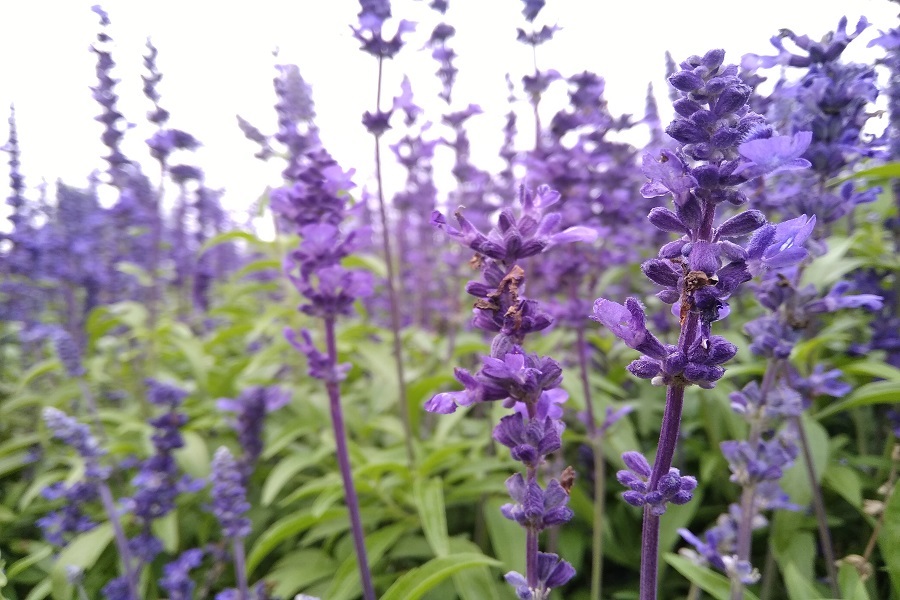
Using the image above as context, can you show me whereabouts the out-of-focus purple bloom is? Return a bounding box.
[159,548,204,600]
[37,481,99,545]
[146,378,188,408]
[217,386,289,476]
[743,17,869,69]
[791,365,851,398]
[43,408,107,479]
[520,0,545,22]
[209,447,251,539]
[805,281,883,313]
[52,329,86,377]
[732,131,812,179]
[101,577,132,600]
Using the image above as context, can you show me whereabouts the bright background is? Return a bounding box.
[0,0,896,218]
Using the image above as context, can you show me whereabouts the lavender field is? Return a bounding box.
[2,2,900,599]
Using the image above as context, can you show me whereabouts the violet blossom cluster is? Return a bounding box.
[523,70,649,325]
[216,386,290,481]
[591,49,815,600]
[427,184,596,599]
[594,49,815,392]
[744,17,882,225]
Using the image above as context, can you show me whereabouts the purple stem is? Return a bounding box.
[232,537,251,600]
[639,383,686,600]
[372,56,415,467]
[526,463,540,589]
[324,317,376,600]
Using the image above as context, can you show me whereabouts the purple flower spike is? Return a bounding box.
[209,447,251,540]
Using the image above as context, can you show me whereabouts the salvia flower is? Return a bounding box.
[504,552,576,600]
[616,451,697,516]
[209,446,251,539]
[217,386,290,478]
[159,548,204,600]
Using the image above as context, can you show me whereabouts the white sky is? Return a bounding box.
[0,1,896,220]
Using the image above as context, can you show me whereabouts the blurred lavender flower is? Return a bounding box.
[209,447,251,540]
[745,17,883,224]
[217,386,290,479]
[351,0,415,59]
[159,548,204,600]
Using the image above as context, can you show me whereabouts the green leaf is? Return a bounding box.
[7,545,52,580]
[198,230,263,256]
[664,553,760,600]
[175,431,211,479]
[261,449,331,506]
[24,579,51,600]
[268,549,336,599]
[783,560,826,600]
[483,497,525,574]
[816,381,900,419]
[115,261,153,286]
[414,477,450,558]
[15,360,58,392]
[841,361,900,382]
[246,508,345,575]
[325,522,410,600]
[838,562,870,600]
[879,484,900,598]
[830,162,900,186]
[823,463,862,508]
[379,553,501,600]
[169,333,209,393]
[51,523,114,600]
[343,253,387,278]
[260,448,332,506]
[448,538,502,600]
[781,416,829,506]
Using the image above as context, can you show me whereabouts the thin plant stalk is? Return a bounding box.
[639,383,687,600]
[372,55,415,466]
[97,481,139,599]
[232,537,251,600]
[324,317,376,600]
[794,416,839,597]
[576,324,605,600]
[732,361,779,600]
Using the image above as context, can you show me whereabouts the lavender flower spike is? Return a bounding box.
[209,446,251,600]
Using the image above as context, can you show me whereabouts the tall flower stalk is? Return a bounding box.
[592,49,814,600]
[354,0,416,466]
[272,142,376,600]
[427,184,596,598]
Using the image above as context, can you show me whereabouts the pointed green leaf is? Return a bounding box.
[664,553,759,600]
[414,477,449,557]
[816,381,900,419]
[247,508,344,575]
[380,553,501,600]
